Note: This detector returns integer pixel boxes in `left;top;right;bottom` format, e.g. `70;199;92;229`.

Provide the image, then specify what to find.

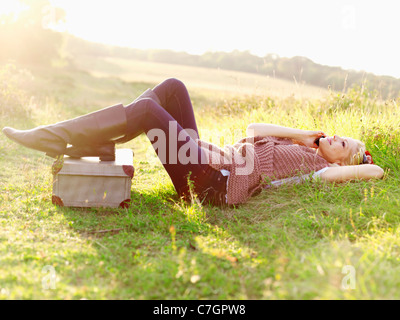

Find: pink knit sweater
196;136;329;205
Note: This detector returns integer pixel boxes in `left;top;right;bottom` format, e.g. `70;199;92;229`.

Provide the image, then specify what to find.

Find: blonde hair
345;139;366;166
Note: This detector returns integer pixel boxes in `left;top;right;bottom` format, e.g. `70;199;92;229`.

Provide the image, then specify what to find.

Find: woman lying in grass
2;78;384;207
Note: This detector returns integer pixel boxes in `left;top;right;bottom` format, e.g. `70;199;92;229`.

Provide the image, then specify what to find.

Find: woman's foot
2;126;67;157
2;103;127;158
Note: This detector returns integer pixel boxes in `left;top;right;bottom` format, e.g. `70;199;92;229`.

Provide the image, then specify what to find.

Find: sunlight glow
48;0;400;78
0;0;26;15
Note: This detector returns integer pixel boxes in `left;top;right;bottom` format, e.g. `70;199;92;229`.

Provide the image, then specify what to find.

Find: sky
3;0;400;78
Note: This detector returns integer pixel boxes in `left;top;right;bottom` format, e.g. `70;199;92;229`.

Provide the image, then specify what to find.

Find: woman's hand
297;130;326;148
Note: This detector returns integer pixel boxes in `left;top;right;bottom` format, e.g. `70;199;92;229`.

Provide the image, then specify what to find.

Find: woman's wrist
246;124;324;148
292;128;308;140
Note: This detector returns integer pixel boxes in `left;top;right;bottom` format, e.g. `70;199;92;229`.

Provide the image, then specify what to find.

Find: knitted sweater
196;135;329;205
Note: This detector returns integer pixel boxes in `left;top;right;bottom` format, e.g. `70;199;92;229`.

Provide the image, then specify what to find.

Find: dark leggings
123;78;226;203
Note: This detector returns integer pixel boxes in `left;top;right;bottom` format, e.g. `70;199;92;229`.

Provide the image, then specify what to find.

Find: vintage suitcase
52;149;134;208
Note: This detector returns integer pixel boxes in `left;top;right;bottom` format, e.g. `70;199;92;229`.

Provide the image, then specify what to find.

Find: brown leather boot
2;103;126;159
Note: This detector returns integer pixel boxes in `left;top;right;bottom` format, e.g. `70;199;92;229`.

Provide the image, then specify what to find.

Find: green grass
0;62;400;300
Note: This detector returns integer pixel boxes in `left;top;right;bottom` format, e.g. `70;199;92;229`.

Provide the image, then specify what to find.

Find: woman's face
317;135;359;165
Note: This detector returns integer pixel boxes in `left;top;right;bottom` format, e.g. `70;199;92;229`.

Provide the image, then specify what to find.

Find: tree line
65;36;400;99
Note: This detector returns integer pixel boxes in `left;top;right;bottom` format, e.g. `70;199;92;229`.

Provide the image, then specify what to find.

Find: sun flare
0;0;26;15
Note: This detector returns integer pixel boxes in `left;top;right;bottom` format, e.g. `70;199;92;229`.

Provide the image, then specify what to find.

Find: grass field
1;60;400;300
73;55;329;100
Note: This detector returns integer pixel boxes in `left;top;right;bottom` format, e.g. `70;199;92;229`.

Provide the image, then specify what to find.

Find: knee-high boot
113;88;161;144
3;88;160;161
2;103;127;161
65;88;161;158
65;89;161;160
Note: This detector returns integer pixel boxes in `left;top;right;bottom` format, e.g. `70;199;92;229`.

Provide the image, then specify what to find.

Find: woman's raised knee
161;78;185;90
137;98;161;113
125;98;162;118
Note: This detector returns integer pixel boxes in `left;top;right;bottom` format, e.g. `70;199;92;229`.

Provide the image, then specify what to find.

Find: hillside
72;55;328;100
64;35;400;99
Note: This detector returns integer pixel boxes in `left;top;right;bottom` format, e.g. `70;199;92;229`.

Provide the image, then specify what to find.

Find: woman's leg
152;78;200;140
2;78;227;204
124;78;200;141
124;97;210;197
125;80;227;205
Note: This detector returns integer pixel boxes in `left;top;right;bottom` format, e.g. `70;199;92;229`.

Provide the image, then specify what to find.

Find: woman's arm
246;123;325;148
319;164;384;182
